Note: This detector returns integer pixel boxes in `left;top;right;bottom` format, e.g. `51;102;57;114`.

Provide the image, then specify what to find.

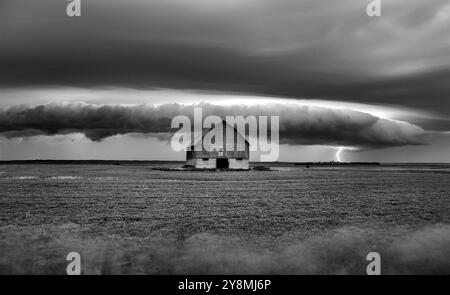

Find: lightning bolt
336;147;344;162
335;146;357;162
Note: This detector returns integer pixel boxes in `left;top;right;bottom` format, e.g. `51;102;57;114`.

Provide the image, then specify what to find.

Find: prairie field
1;163;450;274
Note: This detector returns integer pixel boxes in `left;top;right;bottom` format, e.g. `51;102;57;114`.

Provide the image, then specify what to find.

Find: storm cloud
0;0;449;126
0;0;449;160
0;103;426;149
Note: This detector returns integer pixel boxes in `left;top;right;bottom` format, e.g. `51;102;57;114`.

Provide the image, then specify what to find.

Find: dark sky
0;0;449;161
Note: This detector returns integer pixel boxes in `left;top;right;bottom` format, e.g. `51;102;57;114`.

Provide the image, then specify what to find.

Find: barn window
202;158;209;161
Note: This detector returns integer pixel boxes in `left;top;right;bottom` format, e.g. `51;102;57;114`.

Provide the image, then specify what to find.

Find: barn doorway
216;158;229;169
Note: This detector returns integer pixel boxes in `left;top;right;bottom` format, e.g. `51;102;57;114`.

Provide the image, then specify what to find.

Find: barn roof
189;120;250;148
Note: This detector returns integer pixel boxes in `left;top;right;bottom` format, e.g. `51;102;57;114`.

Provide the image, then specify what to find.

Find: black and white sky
0;0;449;162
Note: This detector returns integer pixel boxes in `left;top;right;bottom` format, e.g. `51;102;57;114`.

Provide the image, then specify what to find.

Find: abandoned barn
186;120;250;169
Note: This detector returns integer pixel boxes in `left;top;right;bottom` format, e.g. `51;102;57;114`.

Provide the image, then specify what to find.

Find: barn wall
229;159;249;170
187;158;248;169
188;150;248;159
186;158;196;166
189;158;216;169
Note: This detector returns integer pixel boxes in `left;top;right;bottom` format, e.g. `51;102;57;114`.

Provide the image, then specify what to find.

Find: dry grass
1;164;450;274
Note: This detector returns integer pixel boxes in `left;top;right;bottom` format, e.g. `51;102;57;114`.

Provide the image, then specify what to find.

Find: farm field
1;163;450;274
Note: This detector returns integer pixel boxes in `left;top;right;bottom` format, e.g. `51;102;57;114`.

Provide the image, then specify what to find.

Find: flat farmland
1;164;450;274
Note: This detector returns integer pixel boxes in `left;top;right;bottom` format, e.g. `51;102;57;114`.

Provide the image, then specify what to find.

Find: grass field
1;163;450;274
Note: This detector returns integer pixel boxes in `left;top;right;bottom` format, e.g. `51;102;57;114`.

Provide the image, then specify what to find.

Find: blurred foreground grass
1;164;450;274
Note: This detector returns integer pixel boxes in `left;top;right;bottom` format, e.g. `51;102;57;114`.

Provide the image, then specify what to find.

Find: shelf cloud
0;103;427;149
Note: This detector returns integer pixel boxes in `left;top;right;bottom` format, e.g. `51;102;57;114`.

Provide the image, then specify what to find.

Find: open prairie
1;163;450;274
